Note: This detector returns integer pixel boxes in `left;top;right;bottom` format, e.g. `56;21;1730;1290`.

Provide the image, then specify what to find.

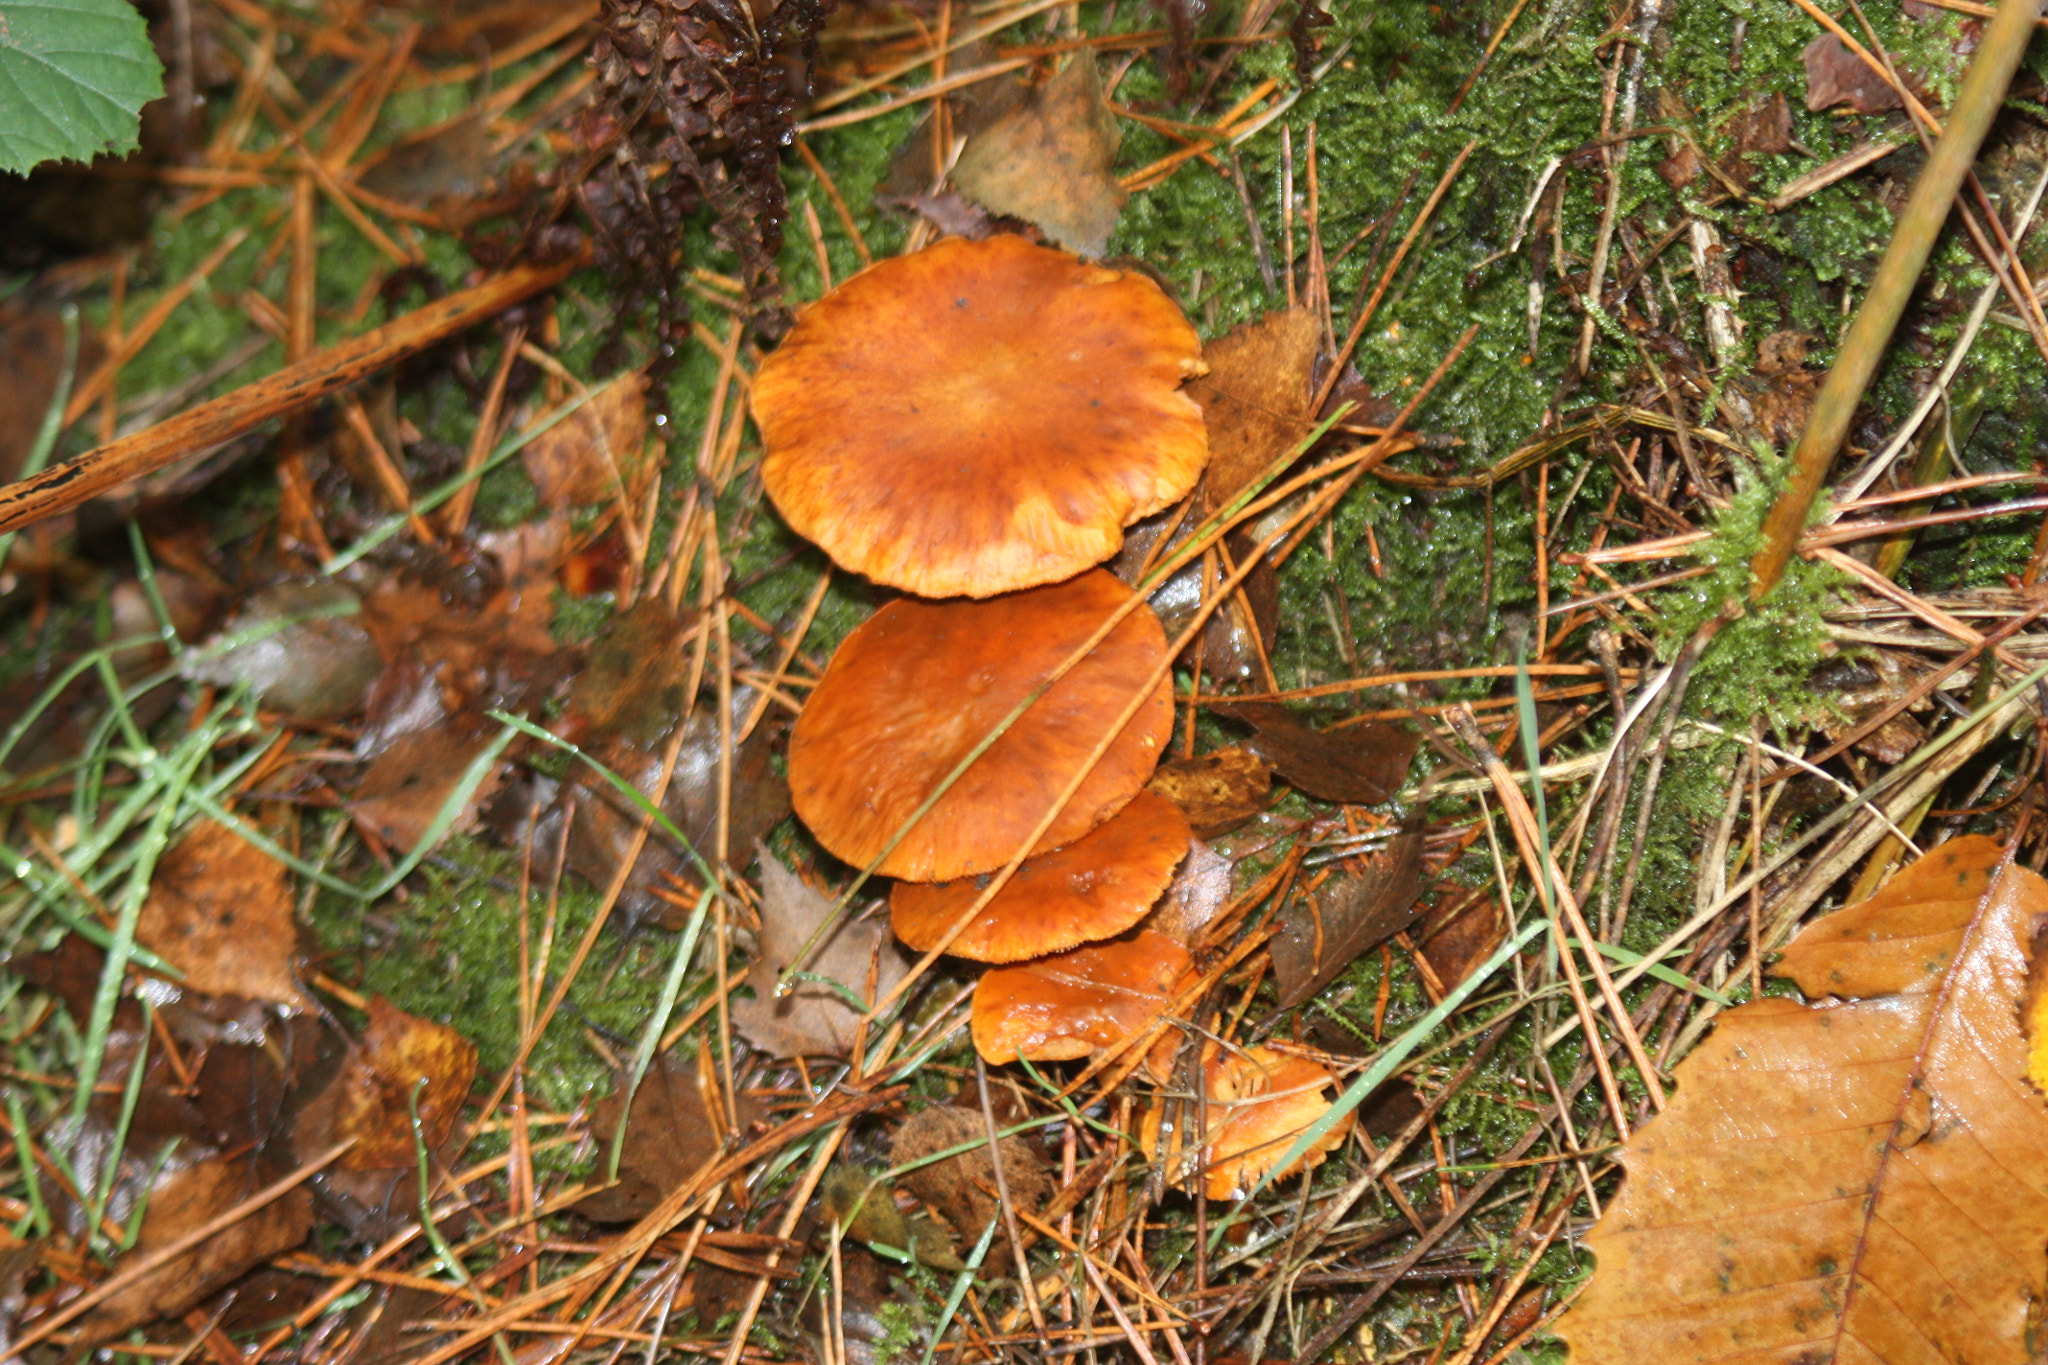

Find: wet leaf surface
953;56;1125;256
1144;836;1235;944
1558;836;2048;1363
1213;703;1418;805
183;580;381;724
1271;822;1427;1009
1187;307;1321;514
733;852;911;1059
78;1155;313;1346
1147;746;1275;837
520;370;654;508
1802;34;1907;113
292;996;478;1173
137;819;309;1009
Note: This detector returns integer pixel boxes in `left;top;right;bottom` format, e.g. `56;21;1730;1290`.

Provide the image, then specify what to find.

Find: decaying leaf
136;819;309;1009
821;1165;964;1270
77;1155;313;1345
1149;746;1276;837
1214;703;1418;805
892;1102;1052;1251
1803;34;1907;113
1557;836;2048;1364
1187;307;1321;514
733;853;911;1059
952;55;1125;256
577;1053;724;1222
521;370;653;508
1146;837;1235;945
294;997;478;1173
1417;894;1508;993
1270;822;1426;1009
183;580;381;724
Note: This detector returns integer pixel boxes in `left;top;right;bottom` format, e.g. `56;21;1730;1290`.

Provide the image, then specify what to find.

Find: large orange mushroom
891;790;1191;962
1185;1047;1352;1201
753;234;1209;599
788;570;1173;882
971;930;1192;1067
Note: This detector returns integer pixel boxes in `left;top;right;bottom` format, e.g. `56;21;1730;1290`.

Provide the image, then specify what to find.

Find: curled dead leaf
1557;836;2048;1363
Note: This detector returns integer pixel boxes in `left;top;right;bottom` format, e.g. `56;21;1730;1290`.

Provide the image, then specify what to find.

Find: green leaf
0;0;164;175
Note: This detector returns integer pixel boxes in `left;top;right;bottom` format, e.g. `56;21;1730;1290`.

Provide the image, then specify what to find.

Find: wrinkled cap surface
892;790;1191;962
754;234;1208;599
789;570;1173;882
971;929;1191;1065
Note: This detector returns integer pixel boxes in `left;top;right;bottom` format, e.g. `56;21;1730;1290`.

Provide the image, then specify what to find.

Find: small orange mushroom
971;930;1191;1067
788;570;1173;882
753;234;1209;599
891;790;1191;962
1195;1047;1352;1201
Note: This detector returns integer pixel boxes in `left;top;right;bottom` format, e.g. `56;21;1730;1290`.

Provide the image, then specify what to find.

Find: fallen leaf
77;1155;313;1344
1214;704;1417;805
1803;34;1907;114
953;55;1125;256
892;1103;1052;1253
521;370;653;508
293;997;478;1173
1148;746;1275;837
349;720;511;853
1187;308;1321;514
1416;894;1508;993
1145;837;1235;944
1556;835;2048;1363
576;1053;722;1222
732;852;911;1059
358;114;495;205
1141;532;1282;683
1728;91;1793;157
183;580;381;724
137;820;309;1009
1270;822;1426;1009
821;1165;964;1270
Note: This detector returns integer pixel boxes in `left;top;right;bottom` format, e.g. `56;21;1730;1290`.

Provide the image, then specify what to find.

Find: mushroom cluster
757;233;1348;1197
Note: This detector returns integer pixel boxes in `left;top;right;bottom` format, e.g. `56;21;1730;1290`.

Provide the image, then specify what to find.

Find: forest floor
3;0;2048;1363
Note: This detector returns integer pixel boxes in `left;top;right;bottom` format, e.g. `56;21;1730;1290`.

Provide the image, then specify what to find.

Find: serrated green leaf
0;0;163;175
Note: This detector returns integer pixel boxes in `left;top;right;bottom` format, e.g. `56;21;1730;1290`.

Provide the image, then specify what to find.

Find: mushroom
788;569;1173;882
752;234;1209;599
1171;1046;1352;1202
891;790;1191;962
970;929;1192;1067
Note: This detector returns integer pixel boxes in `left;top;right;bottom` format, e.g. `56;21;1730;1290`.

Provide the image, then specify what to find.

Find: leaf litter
5;0;2048;1359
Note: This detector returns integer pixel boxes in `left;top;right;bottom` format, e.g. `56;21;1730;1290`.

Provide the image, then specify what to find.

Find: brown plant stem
0;257;578;539
1748;0;2043;600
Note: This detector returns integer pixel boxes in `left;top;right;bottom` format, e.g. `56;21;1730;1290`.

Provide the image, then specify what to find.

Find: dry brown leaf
1270;822;1426;1009
1148;746;1274;836
293;997;478;1173
732;853;911;1059
137;820;309;1009
1186;307;1320;514
1803;34;1908;113
521;371;653;508
77;1155;313;1344
1214;703;1417;805
1556;835;2048;1364
952;55;1124;256
577;1053;727;1222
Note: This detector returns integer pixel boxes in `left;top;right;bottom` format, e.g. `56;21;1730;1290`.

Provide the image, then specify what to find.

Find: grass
1;0;2046;1361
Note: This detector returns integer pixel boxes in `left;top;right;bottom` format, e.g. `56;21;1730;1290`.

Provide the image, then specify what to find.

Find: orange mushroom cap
1199;1047;1351;1201
753;235;1209;599
891;790;1191;963
971;930;1191;1066
788;570;1174;882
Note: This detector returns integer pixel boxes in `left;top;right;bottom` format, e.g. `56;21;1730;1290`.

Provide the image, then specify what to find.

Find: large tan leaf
1557;835;2048;1363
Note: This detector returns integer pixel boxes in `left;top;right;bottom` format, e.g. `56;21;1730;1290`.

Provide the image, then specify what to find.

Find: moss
309;835;678;1114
